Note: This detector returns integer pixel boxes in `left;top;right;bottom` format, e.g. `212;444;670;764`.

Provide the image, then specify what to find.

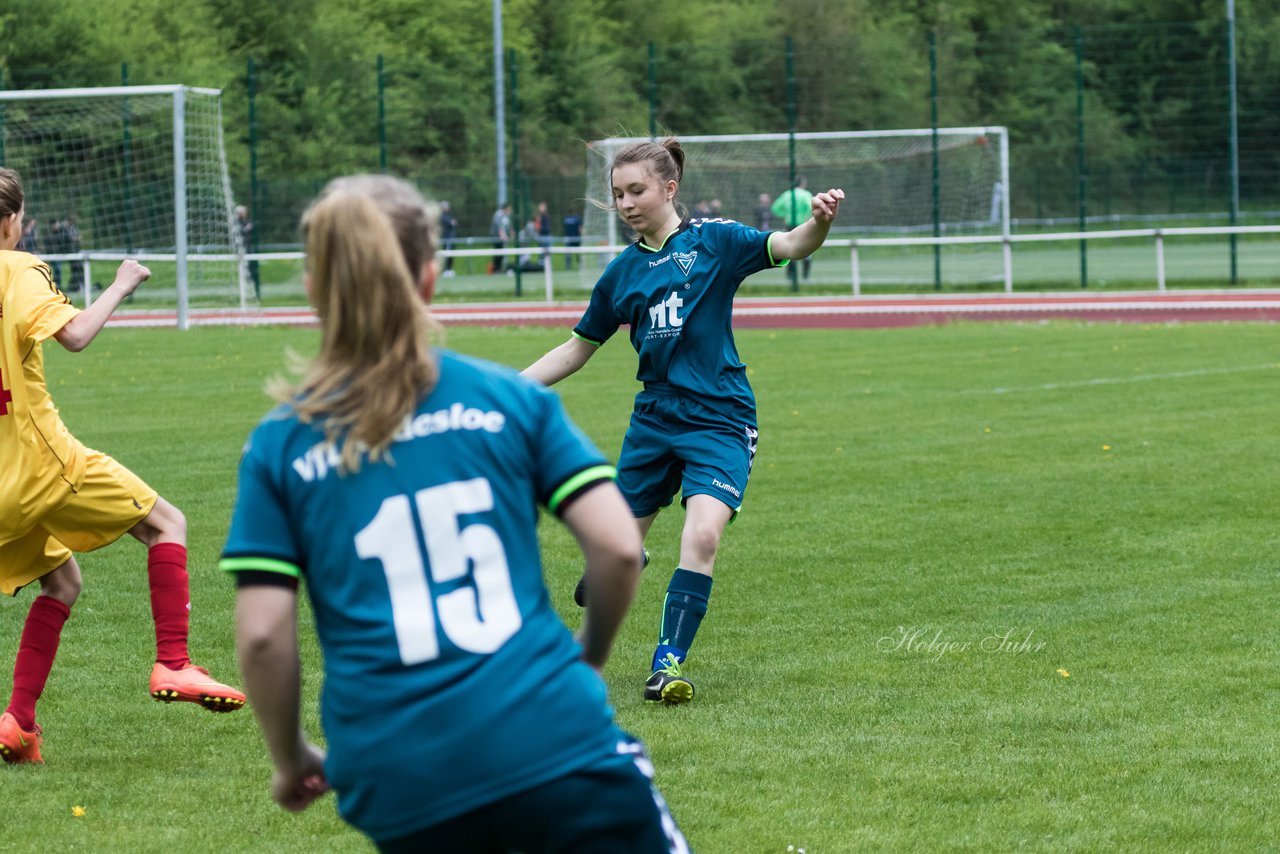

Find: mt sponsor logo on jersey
646;291;684;339
291;403;506;482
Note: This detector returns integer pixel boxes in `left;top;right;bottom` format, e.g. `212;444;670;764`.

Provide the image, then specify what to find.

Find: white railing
833;224;1280;296
43;246;577;326
42;223;1280;328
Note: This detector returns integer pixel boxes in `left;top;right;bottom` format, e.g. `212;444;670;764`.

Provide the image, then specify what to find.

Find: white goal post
583;128;1010;285
0;85;246;329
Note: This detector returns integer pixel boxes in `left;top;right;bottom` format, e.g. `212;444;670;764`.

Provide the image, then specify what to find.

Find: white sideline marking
989;363;1280;395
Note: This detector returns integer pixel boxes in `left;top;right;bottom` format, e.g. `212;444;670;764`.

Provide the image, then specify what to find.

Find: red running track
109;291;1280;330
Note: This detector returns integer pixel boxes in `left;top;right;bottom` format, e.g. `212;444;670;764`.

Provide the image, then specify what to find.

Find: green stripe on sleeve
220;556;302;578
571;330;604;348
766;232;789;268
547;464;616;514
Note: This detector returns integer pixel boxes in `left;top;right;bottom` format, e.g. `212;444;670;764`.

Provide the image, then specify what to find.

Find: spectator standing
235;205;261;298
516;218;544;273
562;208;583;270
46;217;68;288
63;215;82;294
755;193;773;232
772;177;815;283
17;217;37;253
439;201;459;277
489;203;512;274
534;201;552;251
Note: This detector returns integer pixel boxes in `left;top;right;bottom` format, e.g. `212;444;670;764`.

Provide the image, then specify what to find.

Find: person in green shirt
771;176;814;284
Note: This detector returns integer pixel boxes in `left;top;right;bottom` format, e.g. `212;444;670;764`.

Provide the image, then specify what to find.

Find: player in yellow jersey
0;167;244;766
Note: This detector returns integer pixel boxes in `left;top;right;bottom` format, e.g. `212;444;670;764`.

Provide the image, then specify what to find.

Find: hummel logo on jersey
672;251;697;276
648;291;685;330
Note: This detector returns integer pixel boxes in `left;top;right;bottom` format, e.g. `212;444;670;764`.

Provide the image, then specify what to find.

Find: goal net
0;85;247;324
582;128;1010;287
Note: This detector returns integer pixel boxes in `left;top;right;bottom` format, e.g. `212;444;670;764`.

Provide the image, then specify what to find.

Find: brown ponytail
598;137;686;218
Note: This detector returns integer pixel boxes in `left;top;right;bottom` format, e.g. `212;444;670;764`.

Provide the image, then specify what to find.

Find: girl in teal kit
524;139;844;704
225;174;689;853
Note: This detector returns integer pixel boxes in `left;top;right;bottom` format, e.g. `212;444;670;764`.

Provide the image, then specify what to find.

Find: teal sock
652;568;712;671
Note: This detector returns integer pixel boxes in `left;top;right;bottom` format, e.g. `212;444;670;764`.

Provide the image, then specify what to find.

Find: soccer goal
582;128;1010;287
0;85;246;327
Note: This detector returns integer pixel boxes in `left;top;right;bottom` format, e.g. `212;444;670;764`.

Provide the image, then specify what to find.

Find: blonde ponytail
272;177;442;472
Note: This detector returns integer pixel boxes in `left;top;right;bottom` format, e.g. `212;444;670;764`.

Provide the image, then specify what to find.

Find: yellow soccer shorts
0;450;158;596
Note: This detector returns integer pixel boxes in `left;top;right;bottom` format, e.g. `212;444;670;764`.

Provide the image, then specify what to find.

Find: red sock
147;543;191;669
6;595;72;731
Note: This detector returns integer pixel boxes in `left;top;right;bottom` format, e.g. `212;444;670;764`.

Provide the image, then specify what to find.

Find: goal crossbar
0;85;223;101
591;127;1009;146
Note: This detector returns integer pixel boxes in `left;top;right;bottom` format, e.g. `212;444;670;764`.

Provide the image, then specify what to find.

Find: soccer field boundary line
984;362;1280;395
103;291;1280;330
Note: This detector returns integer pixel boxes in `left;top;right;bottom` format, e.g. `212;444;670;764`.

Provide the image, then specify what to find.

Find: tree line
2;0;1278;236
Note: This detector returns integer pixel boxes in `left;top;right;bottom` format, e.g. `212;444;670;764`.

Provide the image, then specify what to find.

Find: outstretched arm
53;260;151;352
769;189;846;261
560;482;644;672
522;335;598;387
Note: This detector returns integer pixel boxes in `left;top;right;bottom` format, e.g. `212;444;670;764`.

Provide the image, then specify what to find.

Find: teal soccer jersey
221;350;621;843
574;218;781;420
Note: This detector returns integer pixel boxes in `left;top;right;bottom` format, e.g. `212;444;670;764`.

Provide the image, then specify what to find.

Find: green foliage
1;1;1275;233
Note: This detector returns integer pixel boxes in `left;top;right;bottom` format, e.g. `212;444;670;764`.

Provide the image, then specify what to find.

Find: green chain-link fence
2;17;1278;293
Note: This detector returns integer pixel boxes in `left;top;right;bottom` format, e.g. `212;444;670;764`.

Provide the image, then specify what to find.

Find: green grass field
3;319;1279;852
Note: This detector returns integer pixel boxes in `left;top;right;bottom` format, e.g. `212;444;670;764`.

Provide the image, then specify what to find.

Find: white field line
988;363;1280;395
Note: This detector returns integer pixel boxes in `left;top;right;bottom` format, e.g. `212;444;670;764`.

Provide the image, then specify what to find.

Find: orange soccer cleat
149;662;247;713
0;711;44;765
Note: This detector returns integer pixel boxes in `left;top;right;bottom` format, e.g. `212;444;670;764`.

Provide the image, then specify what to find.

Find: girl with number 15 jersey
224;175;689;853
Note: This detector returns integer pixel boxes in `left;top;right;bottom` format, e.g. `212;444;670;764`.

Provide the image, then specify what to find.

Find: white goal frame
584;127;1011;258
0;85;245;329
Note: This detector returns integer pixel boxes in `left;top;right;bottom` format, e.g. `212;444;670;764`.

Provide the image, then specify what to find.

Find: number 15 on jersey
355;478;523;665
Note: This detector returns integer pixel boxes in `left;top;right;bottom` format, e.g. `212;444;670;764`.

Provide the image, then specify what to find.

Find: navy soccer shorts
615;386;758;518
375;734;690;853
